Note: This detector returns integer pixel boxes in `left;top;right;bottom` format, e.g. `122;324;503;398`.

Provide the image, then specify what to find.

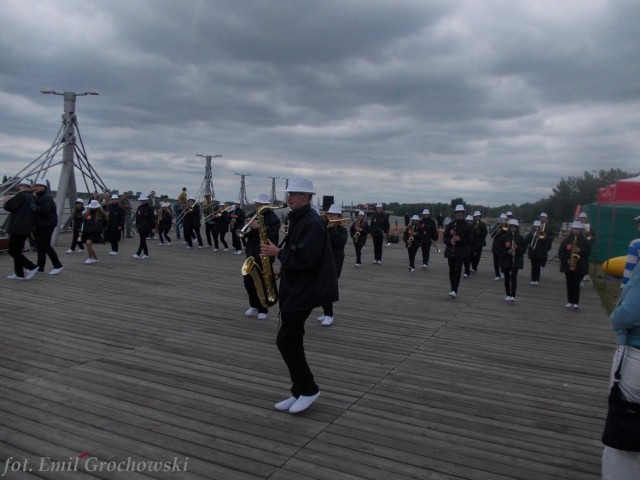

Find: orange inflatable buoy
601;256;626;278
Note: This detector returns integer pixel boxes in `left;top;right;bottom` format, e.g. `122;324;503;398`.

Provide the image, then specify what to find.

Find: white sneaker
90;258;99;263
186;246;192;249
371;260;377;264
289;392;320;414
448;291;457;298
421;264;428;269
131;254;140;259
510;297;516;303
408;267;415;272
235;250;243;255
158;243;165;246
564;303;573;309
355;263;361;267
245;307;258;316
463;273;468;279
377;260;382;265
198;246;203;249
108;251;118;256
317;314;325;321
25;268;38;280
257;313;268;320
530;281;536;285
7;274;23;280
494;276;501;281
471;268;477;273
167;243;172;246
223;248;229;252
213;248;219;252
321;316;333;326
505;296;511;302
49;267;64;275
85;258;94;264
274;396;297;411
65;249;74;254
140;255;149;259
572;304;580;310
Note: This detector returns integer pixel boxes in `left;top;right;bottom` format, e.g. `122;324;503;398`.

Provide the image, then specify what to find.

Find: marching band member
525;220;546;285
156;201;173;246
318;204;348;326
369;203;390;265
444;205;473;298
177;187;188;204
243;194;280;321
498;219;526;303
350;211;369;267
81;199;108;264
577;211;596;286
106;194;126;255
132;195;155;259
214;203;231;252
183;197;203;249
403;214;423;272
229;201;246;255
463;214;475;278
33;179;64;274
202;196;217;247
558;221;591;310
4;179;38;280
491;213;508;280
470;210;488;274
419;209;439;269
66;198;86;254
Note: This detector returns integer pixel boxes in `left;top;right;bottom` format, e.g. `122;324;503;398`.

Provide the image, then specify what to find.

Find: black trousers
530;259;543;282
565;271;582;304
372;235;383;261
471;245;483;270
184;225;202;247
158;223;171;243
214;230;229;249
407;244;419;268
448;257;464;293
243;274;268;314
205;224;215;245
421;239;432;265
492;251;501;276
503;268;519;297
277;308;319;397
137;229;150;255
353;242;364;264
70;228;84;251
34;226;62;270
8;235;37;277
107;229;121;252
231;230;243;252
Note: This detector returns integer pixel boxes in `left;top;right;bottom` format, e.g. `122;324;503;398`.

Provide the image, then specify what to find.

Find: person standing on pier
370;202;390;265
558;221;591;310
419;209;438;269
444;204;473;298
66;199;85;254
349;211;369;267
106;194;126;255
318;204;347;326
132;196;155;259
32;179;64;275
498;219;526;303
260;178;338;414
4;179;38;280
81;199;107;264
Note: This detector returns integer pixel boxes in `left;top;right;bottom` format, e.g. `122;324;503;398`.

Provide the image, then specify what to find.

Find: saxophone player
403;214;422;272
444;204;474;299
229;201;246;255
558;221;591;310
243;194;280;320
470;210;488;274
349;211;369;267
497;219;526;303
525;220;546;285
260;177;338;414
419;209;439;269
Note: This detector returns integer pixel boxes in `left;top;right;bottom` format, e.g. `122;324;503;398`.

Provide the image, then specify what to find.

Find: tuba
240;205;287;309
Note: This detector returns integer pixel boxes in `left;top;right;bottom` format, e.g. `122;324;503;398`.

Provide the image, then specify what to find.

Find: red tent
597;175;640;205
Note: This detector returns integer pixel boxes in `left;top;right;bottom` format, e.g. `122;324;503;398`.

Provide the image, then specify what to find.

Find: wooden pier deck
0;233;615;479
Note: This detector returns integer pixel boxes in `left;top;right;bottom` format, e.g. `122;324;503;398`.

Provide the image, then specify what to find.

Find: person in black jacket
349;211;369;267
318;204;347;326
558;221;591;310
81;199;107;264
261;177;338;414
419;209;439;268
183;197;203;249
242;194;281;321
491;213;508;280
66;199;86;254
156;201;173;246
443;204;474;298
132;196;156;259
106;194;126;255
229;201;246;255
32;179;64;275
3;179;38;280
497;219;526;303
369;203;390;264
470;210;488;273
403;214;423;272
525;220;547;285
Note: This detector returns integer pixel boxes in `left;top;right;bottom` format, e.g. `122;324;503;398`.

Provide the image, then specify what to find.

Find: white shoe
355;263;361;267
167;243;172;246
140;255;149;259
235;250;243;255
530;281;536;285
85;258;94;264
49;267;64;275
7;274;24;280
257;313;268;320
131;254;140;259
377;260;382;264
108;251;118;256
244;307;258;316
223;248;229;252
158;243;165;246
510;297;516;303
198;246;203;249
409;267;415;272
471;268;477;273
317;314;325;321
186;246;192;249
213;248;219;252
572;304;580;310
463;273;468;279
91;258;99;263
494;276;501;281
321;316;333;326
274;396;297;411
65;249;74;254
505;295;511;302
421;264;428;269
25;268;38;280
289;392;320;414
564;303;573;309
448;291;457;298
371;260;378;264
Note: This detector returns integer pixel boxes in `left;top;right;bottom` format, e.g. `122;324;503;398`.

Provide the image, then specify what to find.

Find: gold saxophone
568;236;580;272
353;219;364;243
406;224;417;249
241;204;287;309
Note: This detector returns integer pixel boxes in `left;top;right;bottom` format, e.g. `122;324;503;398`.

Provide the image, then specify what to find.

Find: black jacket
419;217;439;243
443;219;473;260
349;219;369;247
277;204;339;312
558;233;591;275
328;224;348;278
369;211;390;238
245;209;281;260
3;191;35;235
82;209;107;234
135;203;156;232
525;230;549;261
107;204;126;231
497;231;526;271
183;204;202;229
33;191;58;228
403;222;424;249
472;220;488;247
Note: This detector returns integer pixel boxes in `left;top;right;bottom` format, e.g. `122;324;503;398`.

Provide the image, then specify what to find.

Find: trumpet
322;216;352;228
490;220;509;239
204;204;233;222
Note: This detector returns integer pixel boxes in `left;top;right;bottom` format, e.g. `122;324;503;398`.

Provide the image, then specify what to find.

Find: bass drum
387;233;400;243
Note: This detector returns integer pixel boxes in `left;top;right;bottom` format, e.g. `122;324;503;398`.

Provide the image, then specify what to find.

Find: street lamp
40;87;99;245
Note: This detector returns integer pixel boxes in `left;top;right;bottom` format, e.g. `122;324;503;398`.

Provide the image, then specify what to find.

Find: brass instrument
353;219;364;243
240;205;286;238
490;220;509;239
508;233;517;256
322;216;351;228
241;205;287;309
406;224;418;249
568;236;580;272
204;204;233;222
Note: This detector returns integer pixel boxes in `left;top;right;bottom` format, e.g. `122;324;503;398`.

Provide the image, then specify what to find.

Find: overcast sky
1;0;638;207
